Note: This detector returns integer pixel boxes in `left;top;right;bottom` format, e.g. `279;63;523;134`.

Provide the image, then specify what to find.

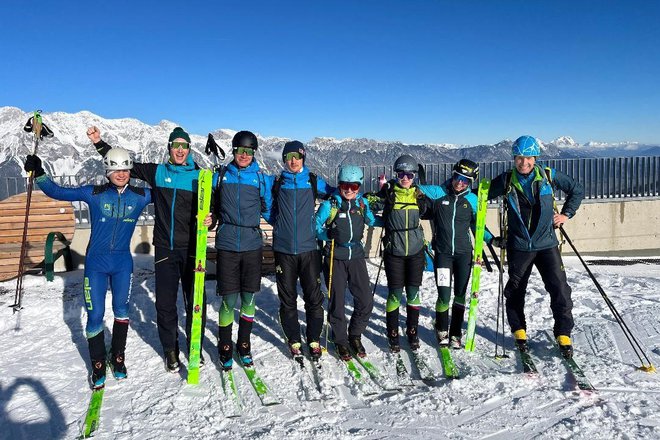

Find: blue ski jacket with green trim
488;165;584;252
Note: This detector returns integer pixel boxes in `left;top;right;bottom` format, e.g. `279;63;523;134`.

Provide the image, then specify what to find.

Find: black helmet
453;159;479;181
393;154;418;173
232;130;258;151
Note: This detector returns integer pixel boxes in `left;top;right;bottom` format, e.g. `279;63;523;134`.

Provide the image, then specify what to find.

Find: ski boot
407;327;420;351
165;350;180;373
449;336;461;350
435;329;449;347
556;335;573;359
335;343;352;361
349;335;367;358
238;341;254;367
388;335;401;353
288;341;303;358
91;360;107;389
219;342;233;371
513;329;529;353
109;352;127;380
308;341;322;362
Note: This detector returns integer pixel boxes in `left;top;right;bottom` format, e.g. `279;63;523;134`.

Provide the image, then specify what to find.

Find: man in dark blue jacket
488;135;584;358
211;131;273;370
89;126;211;373
269;141;333;362
25;148;151;388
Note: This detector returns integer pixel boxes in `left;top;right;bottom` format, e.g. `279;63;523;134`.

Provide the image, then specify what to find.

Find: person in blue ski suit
315;165;380;360
268;140;334;362
89;125;213;373
418;159;493;349
488;135;584;359
24;147;151;389
208;130;273;370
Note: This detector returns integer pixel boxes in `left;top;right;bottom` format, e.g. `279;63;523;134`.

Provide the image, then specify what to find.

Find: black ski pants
154;246;206;355
275;250;324;344
434;252;472;337
323;257;373;346
504;246;574;337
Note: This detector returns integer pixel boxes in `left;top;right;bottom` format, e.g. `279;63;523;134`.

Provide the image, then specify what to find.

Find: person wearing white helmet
24;146;151;389
90;125;210;374
488;135;584;359
315;165;380;360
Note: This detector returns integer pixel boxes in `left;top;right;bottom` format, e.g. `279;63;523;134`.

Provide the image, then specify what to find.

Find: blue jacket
419;180;493;255
212;161;273;252
269;167;333;255
315;194;379;260
36;176;151;256
488;165;584;252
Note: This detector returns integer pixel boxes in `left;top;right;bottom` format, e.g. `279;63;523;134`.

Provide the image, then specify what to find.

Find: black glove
491;236;507;249
24;155;45;177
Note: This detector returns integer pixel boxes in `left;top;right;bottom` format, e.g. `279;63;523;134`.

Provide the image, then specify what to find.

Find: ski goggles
339;182;360;192
234;147;255;156
169;141;190;150
452;173;471;184
396;171;416;180
284;152;304;161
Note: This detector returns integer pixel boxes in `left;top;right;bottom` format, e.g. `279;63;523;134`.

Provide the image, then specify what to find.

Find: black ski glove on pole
24;155;45;177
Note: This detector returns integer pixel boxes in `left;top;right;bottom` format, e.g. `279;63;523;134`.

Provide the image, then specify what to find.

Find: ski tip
638;364;656;373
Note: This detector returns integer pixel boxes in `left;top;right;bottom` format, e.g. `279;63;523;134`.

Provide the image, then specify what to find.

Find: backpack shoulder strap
309;172;319;200
271;174;285;200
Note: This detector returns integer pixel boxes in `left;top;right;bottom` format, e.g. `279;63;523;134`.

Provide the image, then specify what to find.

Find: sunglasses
397;171;416;180
453;174;471;184
285;152;303;161
339;182;360;192
169;141;190;150
235;147;255;156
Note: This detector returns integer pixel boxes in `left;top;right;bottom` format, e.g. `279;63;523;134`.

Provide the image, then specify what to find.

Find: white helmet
103;148;133;172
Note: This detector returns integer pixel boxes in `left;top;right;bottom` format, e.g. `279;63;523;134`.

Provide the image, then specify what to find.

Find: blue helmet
338;165;364;185
512;135;541;157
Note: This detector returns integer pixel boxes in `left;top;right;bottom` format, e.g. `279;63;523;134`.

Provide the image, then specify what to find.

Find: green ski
220;369;242;416
81;388;105;438
464;179;491;352
187;169;213;385
242;364;280;406
340;358;378;395
439;346;460;379
354;355;401;391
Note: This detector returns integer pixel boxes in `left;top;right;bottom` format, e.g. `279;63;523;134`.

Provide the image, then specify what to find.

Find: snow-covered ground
1;254;660;439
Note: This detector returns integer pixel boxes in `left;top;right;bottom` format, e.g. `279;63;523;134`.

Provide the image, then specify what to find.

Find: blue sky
2;1;659;145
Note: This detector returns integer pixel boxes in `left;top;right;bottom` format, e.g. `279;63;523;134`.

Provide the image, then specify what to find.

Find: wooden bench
206;219;275;276
0;191;75;282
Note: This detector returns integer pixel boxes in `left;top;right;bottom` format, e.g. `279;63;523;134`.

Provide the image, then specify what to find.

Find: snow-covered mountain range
1;107;659;185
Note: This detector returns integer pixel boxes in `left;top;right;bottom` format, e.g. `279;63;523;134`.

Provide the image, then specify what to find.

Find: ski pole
559;226;655;372
371;228;385;296
12;110;49;313
323;239;335;351
494;200;509;359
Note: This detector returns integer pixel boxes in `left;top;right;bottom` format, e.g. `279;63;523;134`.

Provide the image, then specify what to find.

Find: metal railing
2;156;658;228
327;156;660;201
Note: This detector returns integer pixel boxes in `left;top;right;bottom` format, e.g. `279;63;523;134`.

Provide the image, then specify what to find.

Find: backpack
271;172;321;201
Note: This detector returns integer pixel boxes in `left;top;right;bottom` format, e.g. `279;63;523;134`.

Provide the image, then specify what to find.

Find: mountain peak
552;136;578;146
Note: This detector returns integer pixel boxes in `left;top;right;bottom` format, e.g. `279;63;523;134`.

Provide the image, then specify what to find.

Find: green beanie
168;127;191;143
